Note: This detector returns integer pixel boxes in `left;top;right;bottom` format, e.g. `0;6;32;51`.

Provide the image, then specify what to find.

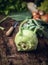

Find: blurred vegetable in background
38;0;48;13
0;0;27;15
0;0;48;15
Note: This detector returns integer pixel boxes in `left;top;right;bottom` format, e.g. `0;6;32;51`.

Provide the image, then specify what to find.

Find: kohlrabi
15;19;44;51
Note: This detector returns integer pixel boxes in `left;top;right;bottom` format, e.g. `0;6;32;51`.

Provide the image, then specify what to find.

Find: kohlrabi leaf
9;11;31;21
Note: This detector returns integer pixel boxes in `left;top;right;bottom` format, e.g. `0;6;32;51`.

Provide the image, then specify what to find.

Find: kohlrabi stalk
19;19;28;31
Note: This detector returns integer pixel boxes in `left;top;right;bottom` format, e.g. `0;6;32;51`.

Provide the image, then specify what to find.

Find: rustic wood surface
0;15;48;65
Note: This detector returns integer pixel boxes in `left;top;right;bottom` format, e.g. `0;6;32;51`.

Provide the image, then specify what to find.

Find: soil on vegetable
0;15;48;65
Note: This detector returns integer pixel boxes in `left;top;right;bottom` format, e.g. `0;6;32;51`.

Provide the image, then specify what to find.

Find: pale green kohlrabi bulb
15;29;38;51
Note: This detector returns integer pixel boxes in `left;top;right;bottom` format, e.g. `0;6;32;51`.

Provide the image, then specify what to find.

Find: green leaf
9;11;31;21
38;0;48;13
4;10;9;15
